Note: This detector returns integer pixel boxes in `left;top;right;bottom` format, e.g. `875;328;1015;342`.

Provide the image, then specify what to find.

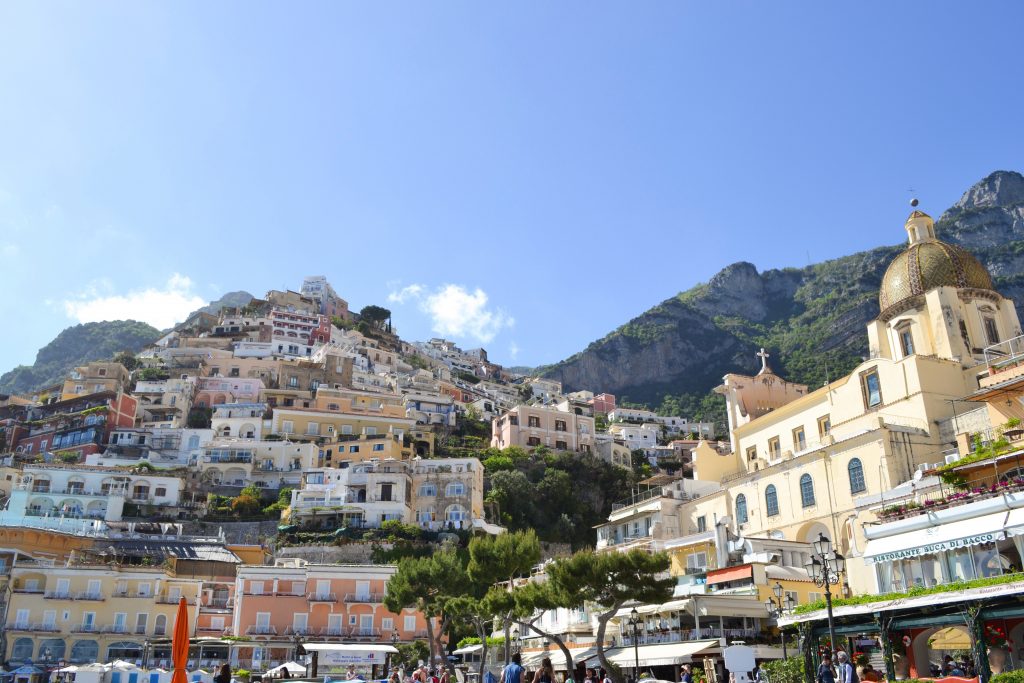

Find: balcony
246;625;278;635
11;623;59;632
307;592;338;603
75;591;105;601
112;591;154;599
155;595;186;604
284;626;315;636
71;624;101;633
348;628;382;639
12;587;44;594
344;592;382;603
621;627;760;645
201;598;233;610
197;625;229;634
43;591;73;600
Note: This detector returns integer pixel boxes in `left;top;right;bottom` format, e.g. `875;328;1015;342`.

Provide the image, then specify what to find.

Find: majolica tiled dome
878;211;995;318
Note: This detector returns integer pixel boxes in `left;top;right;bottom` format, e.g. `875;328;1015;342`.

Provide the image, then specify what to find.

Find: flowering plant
985;624;1008;648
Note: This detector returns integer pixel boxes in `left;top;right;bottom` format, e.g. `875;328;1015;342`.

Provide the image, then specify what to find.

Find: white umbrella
266;663;307;675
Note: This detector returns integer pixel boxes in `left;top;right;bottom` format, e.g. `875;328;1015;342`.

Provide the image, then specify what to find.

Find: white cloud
423;285;514;343
388;283;514;344
387;284;424;304
508;341;520;360
63;273;207;329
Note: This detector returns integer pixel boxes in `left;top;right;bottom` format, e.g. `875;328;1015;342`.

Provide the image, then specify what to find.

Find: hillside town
2;207;1024;683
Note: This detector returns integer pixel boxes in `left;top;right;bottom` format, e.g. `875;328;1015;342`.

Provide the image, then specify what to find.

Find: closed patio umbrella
172;597;190;683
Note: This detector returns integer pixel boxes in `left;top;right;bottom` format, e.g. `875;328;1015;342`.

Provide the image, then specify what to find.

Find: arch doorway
911;625;973;678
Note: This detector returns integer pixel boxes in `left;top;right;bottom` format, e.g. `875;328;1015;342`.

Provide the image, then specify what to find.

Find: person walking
836;652;856;683
816;656;835;683
503;654;526;683
680;665;693;683
214;664;232;683
532;659;554;683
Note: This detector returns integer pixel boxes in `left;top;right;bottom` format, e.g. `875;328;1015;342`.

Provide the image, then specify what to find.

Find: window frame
765;484;780;517
848;457;867;494
799;473;816;508
860;368;883;409
735;493;748;524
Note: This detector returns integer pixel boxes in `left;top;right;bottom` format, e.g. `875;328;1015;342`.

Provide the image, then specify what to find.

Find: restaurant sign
868;531;1003;564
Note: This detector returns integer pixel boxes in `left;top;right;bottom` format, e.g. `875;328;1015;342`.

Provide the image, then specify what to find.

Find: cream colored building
491;404;595;453
60;362;131;401
198;439;319;491
270;387;416;450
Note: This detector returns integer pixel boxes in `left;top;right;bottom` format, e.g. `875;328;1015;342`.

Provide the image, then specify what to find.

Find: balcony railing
621;627;760;645
11;623;59;632
75;592;105;601
112;591;154;599
307;592;338;603
202;598;233;609
155;595;186;604
71;624;100;633
344;593;382;603
246;625;278;635
44;591;73;599
284;626;315;636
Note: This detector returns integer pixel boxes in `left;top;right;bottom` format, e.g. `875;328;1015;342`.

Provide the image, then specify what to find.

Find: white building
89;427;212;469
198;440;319;492
211;403;269;440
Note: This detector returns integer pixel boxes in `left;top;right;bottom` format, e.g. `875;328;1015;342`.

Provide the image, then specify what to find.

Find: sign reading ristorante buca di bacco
868;530;1003;564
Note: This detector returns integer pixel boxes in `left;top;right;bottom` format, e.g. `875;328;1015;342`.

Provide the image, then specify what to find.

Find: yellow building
5;563;201;665
60;362;130;401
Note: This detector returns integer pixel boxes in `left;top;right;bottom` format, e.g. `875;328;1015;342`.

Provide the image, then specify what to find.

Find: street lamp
764;582;797;659
142;640;152;670
391;632;400;672
627;608;642;683
511;627;521;655
804;533;846;652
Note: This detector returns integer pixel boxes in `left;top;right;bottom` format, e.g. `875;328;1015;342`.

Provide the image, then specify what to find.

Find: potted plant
985;624;1010;674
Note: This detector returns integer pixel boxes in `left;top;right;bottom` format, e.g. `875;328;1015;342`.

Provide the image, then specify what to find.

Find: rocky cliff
543;171;1024;416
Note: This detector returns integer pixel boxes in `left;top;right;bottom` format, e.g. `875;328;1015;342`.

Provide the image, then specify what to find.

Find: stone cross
756;347;770;372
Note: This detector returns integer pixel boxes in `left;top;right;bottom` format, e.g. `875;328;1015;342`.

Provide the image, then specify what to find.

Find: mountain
542;171;1024;423
0;291;257;396
0;320;161;395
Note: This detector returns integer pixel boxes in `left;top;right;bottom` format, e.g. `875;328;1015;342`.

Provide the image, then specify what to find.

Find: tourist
503;654;526;683
861;664;879;682
681;665;693;683
836;652;855;683
816;656;835;683
214;664;232;683
532;658;554;683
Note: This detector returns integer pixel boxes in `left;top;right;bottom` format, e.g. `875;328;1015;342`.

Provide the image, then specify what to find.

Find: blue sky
1;2;1023;371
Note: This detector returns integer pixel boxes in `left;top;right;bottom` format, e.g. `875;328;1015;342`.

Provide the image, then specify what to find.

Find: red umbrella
171;597;190;683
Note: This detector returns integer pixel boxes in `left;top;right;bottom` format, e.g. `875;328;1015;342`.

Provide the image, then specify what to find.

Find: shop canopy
602;640;719;668
452;645;484;656
861;511;1008;564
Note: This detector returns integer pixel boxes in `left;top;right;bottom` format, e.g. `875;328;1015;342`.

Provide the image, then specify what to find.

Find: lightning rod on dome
910;198;919;207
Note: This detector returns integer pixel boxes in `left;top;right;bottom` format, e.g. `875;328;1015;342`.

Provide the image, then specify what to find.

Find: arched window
735;494;748;524
445;504;468;522
445;482;465;497
11;638;34;662
418;483;436;497
765;485;779;517
848;458;866;494
71;640;99;664
800;474;816;508
38;638;66;662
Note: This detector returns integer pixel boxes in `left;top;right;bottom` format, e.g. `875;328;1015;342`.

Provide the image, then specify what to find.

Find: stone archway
911;625;972;678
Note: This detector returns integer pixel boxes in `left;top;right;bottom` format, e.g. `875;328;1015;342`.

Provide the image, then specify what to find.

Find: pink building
591;393;616;415
231;561;433;671
195;377;265;407
269;309;331;345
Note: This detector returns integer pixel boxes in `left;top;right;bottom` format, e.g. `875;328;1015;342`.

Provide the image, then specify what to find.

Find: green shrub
762;657;804;683
992;672;1024;683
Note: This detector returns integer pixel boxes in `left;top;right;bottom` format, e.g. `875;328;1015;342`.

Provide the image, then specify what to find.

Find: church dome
878;210;995;319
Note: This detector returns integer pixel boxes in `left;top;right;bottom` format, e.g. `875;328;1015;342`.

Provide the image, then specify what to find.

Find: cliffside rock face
545;171;1024;406
0;320;161;395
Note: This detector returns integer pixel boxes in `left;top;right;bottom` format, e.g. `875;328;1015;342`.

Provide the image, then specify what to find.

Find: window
696;516;707;533
446;504;468;522
418;484;437;497
135;613;148;634
404;615;416;632
154;615;167;636
281;421;294;435
861;369;882;408
382;617;394;632
528;416;540;428
817;415;831;437
250;581;264;595
799;474;815;507
445;482;465;497
527;437;541;446
848;458;866;494
154;487;166;497
899;325;915;357
785;590;799;606
373;443;384;452
289;376;299;387
765;485;779;516
985;317;1000;345
793;427;806;451
768;437;781;460
686;552;707;571
365;427;377;436
808;592;822;603
735;494;748;524
349;446;359;453
555;440;567;450
555;420;567;432
746;446;757;461
341;424;353;435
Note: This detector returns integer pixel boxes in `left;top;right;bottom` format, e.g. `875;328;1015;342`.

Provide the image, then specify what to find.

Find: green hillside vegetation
0;320;160;395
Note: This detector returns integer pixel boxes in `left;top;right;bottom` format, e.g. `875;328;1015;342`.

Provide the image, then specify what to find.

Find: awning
302;643;399;654
452;644;484;656
1005;507;1024;537
861;511;1008;564
603;641;719;667
706;565;752;585
614;604;662;617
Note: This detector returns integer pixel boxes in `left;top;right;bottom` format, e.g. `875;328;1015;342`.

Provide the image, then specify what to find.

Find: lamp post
628;608;642;683
512;627;521;655
142;640;152;670
804;533;846;653
764;582;797;659
392;631;400;672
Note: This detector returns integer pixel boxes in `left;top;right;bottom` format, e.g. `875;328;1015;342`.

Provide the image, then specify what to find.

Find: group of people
815;651;880;683
930;655;976;678
387;664;451;683
500;653;611;683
